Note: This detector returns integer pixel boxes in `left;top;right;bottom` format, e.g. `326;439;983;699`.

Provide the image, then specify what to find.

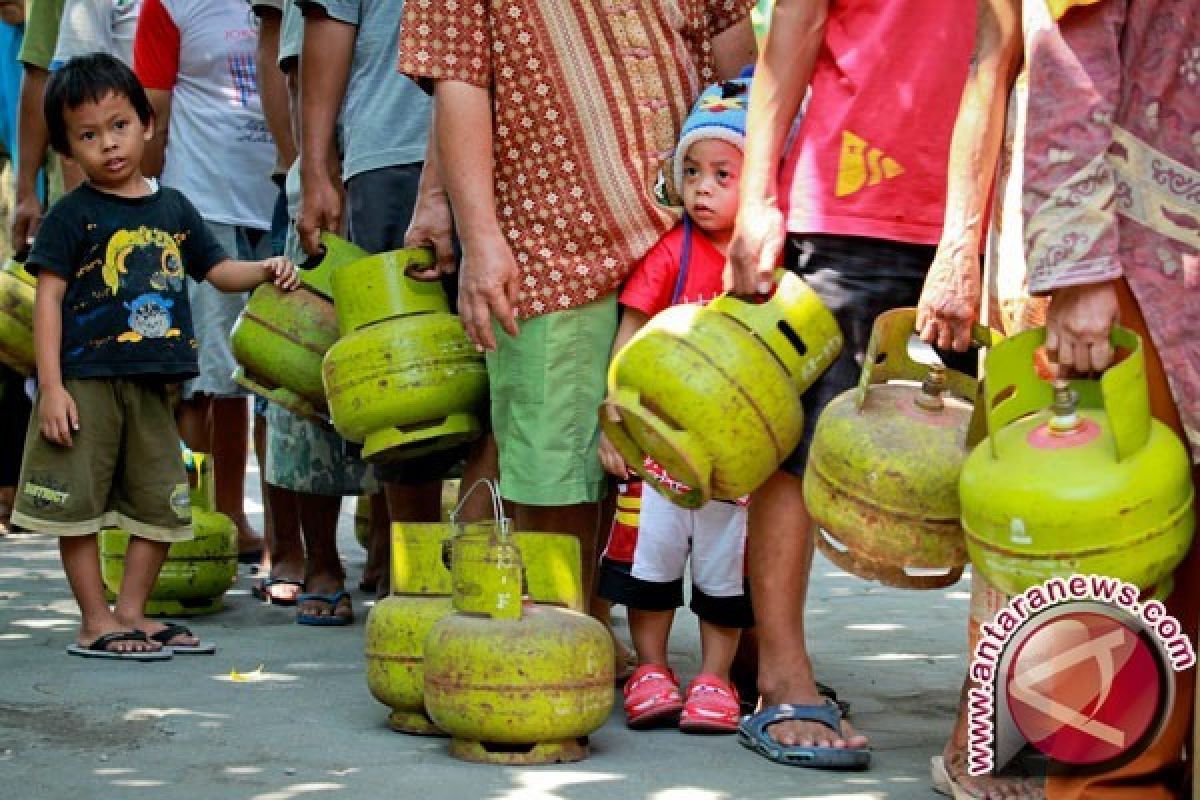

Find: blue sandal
738;701;871;770
295;590;354;626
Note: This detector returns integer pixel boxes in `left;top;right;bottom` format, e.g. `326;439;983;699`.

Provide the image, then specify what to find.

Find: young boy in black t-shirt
10;54;299;660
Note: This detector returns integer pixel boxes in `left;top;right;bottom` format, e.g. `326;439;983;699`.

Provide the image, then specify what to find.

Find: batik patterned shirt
398;0;753;319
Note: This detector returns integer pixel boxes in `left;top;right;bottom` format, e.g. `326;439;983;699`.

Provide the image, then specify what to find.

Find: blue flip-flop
295;590;354;626
738;701;871;770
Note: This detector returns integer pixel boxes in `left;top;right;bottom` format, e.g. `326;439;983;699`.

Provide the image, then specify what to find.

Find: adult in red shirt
727;0;973;769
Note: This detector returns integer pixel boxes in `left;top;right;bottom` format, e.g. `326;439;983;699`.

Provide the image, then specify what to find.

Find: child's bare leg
211;396;262;555
629;607;674;666
114;536;197;647
61;535;158;652
698;619;741;681
176;395;211;453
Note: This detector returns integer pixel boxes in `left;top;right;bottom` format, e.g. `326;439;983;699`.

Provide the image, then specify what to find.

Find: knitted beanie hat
672;67;752;191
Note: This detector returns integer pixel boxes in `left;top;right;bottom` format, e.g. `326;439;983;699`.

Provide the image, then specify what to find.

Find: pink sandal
623;664;684;729
679;673;741;734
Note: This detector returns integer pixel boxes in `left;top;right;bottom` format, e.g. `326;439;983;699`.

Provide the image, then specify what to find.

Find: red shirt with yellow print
779;0;973;245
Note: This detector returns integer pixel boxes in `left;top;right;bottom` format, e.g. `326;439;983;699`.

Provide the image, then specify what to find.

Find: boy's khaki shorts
486;294;617;506
11;378;193;542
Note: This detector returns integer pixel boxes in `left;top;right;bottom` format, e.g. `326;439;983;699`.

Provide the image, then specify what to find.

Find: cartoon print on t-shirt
102;226;186;295
835;130;905;197
117;292;180;343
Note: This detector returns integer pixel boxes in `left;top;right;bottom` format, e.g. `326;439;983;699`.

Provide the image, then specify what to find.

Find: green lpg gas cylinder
960;326;1194;595
602;271;842;508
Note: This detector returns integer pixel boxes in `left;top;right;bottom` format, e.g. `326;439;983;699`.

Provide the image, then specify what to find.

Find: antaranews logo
967;574;1194;776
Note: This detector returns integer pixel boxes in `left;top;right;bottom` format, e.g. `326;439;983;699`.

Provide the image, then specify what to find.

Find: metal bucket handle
982;325;1148;462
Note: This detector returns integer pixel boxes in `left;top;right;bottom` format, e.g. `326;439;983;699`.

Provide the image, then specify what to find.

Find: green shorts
487;294;617;506
11;378;193;542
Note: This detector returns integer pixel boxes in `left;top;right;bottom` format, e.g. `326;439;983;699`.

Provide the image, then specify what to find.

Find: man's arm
711;15;757;80
917;0;1021;351
435;81;518;352
10;64;50;255
296;6;353;255
726;0;828;295
141;88;171;178
255;7;297;172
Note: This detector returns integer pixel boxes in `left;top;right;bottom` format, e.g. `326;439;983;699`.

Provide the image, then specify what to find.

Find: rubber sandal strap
745;701;844;737
88;630;150;651
147;623;192;645
296;589;350;608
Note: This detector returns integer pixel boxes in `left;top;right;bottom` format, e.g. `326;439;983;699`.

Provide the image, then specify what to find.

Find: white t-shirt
51;0;141;67
133;0;275;230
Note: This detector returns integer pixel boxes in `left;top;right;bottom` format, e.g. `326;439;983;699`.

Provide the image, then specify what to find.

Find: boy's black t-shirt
27;183;228;380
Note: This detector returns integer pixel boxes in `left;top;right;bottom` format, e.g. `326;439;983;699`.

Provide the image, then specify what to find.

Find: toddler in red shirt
598;72;754;735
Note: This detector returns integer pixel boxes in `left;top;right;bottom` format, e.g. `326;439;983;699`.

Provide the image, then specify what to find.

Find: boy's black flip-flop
66;630;172;661
145;623;216;655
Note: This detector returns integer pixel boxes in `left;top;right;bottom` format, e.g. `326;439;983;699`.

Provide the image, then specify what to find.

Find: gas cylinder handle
982;325;1148;461
450;478;509;538
297;232;370;300
709;270;844;392
852;308;995;412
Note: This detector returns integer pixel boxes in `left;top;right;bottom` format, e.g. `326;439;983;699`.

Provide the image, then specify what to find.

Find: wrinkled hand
263;256;299;291
458;232;519;352
1045;281;1120;374
725;201;785;295
404;189;456;282
39;384;79;447
9;188;42;259
916;245;981;351
598;405;629;479
297;176;343;257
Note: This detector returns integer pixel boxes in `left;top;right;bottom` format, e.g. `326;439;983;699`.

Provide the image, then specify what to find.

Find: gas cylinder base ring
815;527;965;590
144;597;225;618
387;710;446;737
362;412;482;464
448;736;589;765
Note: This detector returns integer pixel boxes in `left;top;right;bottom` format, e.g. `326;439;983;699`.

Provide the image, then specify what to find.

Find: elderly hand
458;231;519;352
1045;281;1120;374
916;244;981;352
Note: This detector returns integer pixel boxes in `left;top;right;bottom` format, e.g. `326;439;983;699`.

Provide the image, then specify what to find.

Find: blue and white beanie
672;67;752;191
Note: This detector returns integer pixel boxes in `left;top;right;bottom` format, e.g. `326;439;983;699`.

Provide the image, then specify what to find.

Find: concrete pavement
0;466;969;800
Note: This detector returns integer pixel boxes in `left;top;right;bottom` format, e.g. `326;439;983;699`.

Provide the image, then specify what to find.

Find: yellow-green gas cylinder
423;524;613;764
805;308;994;589
961;326;1194;595
230;233;367;422
364;521;585;736
602;270;842;508
322;248;487;463
365;521;455;734
0;258;35;375
100;452;238;616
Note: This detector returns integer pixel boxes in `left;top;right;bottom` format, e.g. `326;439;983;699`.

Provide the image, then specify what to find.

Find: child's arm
32;273;79;447
598;308;650;479
205;256;299;293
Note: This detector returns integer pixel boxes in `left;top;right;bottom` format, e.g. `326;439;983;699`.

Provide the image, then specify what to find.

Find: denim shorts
779;234;974;475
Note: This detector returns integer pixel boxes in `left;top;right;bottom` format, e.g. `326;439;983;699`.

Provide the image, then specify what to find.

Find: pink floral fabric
1021;0;1200;459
